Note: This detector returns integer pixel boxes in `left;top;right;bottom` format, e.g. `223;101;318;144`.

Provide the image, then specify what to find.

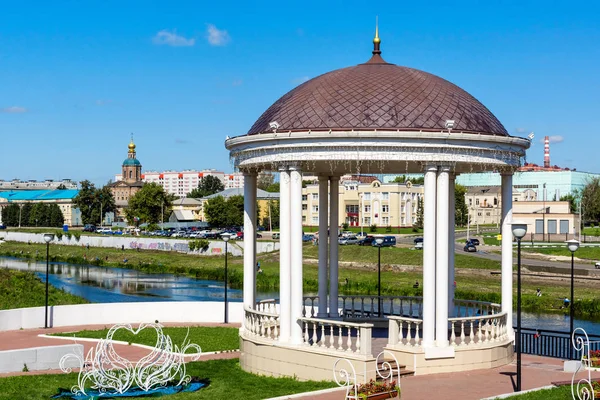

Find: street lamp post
566;239;580;359
360;193;364;237
43;233;55;329
221;233;231;324
375;237;384;317
511;220;528;392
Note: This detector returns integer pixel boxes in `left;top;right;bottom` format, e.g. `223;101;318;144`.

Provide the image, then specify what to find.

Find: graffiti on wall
129;241;190;252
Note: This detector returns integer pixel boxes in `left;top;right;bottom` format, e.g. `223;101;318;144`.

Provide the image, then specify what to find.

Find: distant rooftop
0;189;79;201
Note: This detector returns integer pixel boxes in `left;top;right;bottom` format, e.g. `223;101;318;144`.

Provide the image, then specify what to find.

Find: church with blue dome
108;137;144;222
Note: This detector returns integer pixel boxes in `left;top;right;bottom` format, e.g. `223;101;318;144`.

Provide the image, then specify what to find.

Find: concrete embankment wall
0;301;244;332
0;231;280;256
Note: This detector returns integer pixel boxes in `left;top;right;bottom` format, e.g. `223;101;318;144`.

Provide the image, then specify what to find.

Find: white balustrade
387;316;423;348
256;299;278;314
298;317;373;356
453;299;501;318
244;306;280;341
448;312;508;347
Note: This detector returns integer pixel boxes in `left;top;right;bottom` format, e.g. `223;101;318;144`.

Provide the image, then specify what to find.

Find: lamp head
43;233;54;243
566;239;580;253
511;220;528;240
221;233;231;243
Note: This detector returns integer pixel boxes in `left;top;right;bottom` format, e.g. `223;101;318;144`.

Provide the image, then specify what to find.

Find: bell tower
122;135;142;183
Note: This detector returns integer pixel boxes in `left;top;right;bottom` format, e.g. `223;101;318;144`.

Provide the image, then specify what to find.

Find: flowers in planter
349;379;400;399
584;350;600;369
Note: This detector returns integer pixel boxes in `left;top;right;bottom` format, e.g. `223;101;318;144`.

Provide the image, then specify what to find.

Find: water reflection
0;257;243;303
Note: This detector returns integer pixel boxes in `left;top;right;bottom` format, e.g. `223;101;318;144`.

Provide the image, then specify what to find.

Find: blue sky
1;0;599;186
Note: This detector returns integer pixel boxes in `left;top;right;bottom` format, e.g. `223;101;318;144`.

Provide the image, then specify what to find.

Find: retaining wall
0;232;280;256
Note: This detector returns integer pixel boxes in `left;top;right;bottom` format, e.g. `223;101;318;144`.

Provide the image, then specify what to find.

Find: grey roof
203;188;280;200
466;186;502;195
174;197;202;206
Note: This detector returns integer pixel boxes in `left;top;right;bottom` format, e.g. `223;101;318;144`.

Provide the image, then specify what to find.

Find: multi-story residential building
120;169;244;197
301;179;424;228
0;179;77;191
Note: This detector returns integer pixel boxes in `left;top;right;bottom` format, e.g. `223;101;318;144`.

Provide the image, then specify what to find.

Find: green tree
72;180;116;225
257;172;274;191
581;178;600;224
265;182;280;193
124;183;174;225
560;193;577;214
414;197;424;229
29;203;48;226
188;175;225;198
49;204;65;227
1;204;20;227
21;203;32;227
226;195;245;227
204;196;228;227
454;184;469;227
56;184;67;190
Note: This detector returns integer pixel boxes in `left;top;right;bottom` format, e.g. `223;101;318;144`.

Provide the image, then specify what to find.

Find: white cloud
1;106;27;113
152;30;195;47
291;76;310;85
539;135;564;144
206;24;230;46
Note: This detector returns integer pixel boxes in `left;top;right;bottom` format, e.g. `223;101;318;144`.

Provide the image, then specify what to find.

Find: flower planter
362;390;399;400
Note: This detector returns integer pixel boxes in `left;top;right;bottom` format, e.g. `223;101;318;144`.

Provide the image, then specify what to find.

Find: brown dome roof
247;53;508;136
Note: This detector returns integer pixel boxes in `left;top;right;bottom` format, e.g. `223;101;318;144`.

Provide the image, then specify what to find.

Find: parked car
595;261;600;269
358;235;375;246
83;224;96;232
372;236;396;247
464;243;477;252
339;235;359;245
302;234;314;242
272;233;280;240
415;241;423;250
0;224;6;230
466;238;480;246
413;237;424;245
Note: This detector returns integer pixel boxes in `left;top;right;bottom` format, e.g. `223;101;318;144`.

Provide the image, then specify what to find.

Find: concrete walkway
306;354;600;400
2;325;599;399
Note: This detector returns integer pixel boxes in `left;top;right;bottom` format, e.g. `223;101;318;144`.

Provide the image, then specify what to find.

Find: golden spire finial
374;16;380;44
128;133;136;152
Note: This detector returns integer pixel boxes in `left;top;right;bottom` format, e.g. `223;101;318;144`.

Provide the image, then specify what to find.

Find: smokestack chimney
544;136;550;168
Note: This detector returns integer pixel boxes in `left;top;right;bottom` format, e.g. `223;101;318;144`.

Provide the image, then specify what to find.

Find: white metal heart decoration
59;322;202;396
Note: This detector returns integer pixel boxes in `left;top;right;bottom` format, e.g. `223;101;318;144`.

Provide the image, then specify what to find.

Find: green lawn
50;326;239;352
523;245;600;262
0;269;87;310
494;385;574;399
0;358;337;400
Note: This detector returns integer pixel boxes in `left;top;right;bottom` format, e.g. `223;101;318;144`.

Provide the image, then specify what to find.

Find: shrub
369;224;377;233
342;222;349;231
73;231;81;241
55;231;63;240
385;225;392;233
65;232;72;240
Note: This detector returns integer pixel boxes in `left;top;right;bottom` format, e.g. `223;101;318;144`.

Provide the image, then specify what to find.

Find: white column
317;176;329;317
290;167;304;344
501;172;514;337
243;173;257;315
278;167;291;343
435;167;450;347
448;174;456;317
329;176;340;317
422;165;438;347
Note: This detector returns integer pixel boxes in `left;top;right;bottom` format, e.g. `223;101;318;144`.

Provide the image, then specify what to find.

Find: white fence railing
298;317;373;357
244;306;280;341
388;316;423;348
388;312;509;349
449;312;508;346
256;299;278;314
302;295;423;319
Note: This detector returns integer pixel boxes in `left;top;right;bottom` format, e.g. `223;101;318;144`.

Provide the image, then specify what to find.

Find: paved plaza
1;324;598;399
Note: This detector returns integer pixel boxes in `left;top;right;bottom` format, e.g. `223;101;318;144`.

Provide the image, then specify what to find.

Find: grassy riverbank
1;240;600;318
51;326;239;352
0;269;87;310
0;358;336;400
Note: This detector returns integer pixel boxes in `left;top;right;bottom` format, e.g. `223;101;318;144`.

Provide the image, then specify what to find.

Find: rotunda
226;29;530;380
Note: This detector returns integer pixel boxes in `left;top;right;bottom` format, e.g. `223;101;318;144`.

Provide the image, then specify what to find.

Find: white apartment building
115;169;244;197
0;179;77;191
302;179;424;228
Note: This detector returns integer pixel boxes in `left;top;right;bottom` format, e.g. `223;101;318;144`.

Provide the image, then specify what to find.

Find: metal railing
518;328;600;360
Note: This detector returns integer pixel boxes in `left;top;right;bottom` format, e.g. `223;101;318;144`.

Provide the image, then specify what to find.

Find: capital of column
243;171;258;178
424;164;439;173
500;171;514;177
330;176;340;182
318;175;328;182
288;164;302;172
438;165;452;173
